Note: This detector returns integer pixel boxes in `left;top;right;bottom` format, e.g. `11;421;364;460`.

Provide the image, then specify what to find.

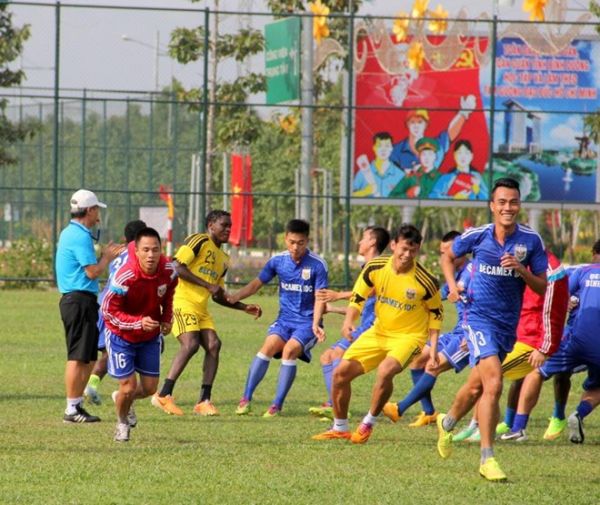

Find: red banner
229;153;254;247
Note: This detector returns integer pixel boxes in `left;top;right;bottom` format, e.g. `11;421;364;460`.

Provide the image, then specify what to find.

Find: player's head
490;178;520;229
440;229;461;254
124;220;147;243
205;210;232;246
453;140;473;172
359;226;390;256
390;224;422;271
285;219;310;262
592;239;600;262
416;137;439;173
405;109;429;139
134;227;161;275
372;132;393;161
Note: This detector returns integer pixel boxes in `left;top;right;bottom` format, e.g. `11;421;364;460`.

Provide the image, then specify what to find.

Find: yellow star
523;0;547;21
428;4;448;34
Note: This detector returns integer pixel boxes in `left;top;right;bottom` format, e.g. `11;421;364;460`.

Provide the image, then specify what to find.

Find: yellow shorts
172;303;215;337
502;341;535;381
342;326;424;374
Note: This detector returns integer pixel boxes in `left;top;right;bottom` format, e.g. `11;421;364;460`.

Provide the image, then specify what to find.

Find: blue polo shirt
56;220;99;294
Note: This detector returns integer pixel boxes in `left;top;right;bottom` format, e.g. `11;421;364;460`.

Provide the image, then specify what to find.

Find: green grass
0;290;598;504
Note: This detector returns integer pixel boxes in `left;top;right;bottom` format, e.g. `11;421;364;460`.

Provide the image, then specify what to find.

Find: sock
576;400;593;419
243;353;271;401
468;418;479;430
481;447;494;464
511;413;529;432
200;384;212;403
159;378;176;397
398;373;437;416
333;418;350;432
272;360;297;409
87;374;101;389
362;411;378;426
410;368;424;385
553;401;566;420
503;407;516;428
65;397;81;415
442;414;457;432
321;363;333;404
331;358;341;371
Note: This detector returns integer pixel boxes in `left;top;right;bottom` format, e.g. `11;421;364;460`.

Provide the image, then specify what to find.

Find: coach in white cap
56;189;122;423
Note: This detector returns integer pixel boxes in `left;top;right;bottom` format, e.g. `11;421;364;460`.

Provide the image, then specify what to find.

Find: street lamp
121;31;167;91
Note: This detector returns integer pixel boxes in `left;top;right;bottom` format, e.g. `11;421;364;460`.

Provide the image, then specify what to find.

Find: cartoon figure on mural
389;137;443;198
430;140;489;200
352;132;405;198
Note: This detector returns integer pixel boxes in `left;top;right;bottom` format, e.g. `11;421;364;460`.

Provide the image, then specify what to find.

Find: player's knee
320;350;332;365
333;365;350;385
483;377;503;398
206;336;222;356
120;383;136;399
182;339;201;356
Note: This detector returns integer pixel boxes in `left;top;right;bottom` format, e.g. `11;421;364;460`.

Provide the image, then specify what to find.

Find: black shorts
59;291;100;363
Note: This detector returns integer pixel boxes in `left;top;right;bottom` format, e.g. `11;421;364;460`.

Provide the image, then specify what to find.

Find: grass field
1;290;598;504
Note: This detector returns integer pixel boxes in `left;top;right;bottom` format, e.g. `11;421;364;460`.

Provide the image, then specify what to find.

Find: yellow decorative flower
411;0;430;19
279;114;298;134
523;0;547;21
428;4;448;34
407;41;425;70
309;0;330;45
393;11;410;42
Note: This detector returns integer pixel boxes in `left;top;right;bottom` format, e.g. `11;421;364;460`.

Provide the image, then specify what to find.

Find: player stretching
313;224;443;444
436;177;547;482
309;226;390;419
152;210;261;416
231;219;328;417
102;228;178;441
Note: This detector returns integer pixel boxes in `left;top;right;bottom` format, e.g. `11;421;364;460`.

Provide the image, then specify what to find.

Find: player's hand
447;287;461;303
226;292;241;305
245;304;262;320
141;316;160;332
313;325;326;342
500;253;525;275
459;338;468;352
427;352;440;371
160;321;172;335
316;289;339;303
568;296;579;311
528;349;547;368
460;94;476;117
103;241;124;262
342;323;355;341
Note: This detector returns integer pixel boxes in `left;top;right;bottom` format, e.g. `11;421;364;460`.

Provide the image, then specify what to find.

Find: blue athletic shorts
330;323;368;352
540;339;594;380
465;321;512;367
268;320;318;363
97;317;108;350
438;327;469;373
106;331;161;379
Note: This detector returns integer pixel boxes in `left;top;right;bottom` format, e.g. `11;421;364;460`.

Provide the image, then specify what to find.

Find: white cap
70;189;107;211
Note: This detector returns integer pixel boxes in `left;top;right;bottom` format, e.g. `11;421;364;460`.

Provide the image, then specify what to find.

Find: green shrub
0;238;53;289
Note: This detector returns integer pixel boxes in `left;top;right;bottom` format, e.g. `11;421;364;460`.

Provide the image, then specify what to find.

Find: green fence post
51;1;61;282
199;7;210;230
487;14;498;219
80;88;86;187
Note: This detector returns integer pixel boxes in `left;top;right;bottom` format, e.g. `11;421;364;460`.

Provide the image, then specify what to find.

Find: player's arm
500;255;547;295
316;289;352;303
226;277;264;305
159;270;178;336
84;241;123;280
341;304;361;341
173;260;223;296
312;299;327;342
213;286;262;319
425;288;444;367
441;248;461;302
102;276;157;332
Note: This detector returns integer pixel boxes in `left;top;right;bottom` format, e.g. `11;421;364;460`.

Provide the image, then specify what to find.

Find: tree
0;4;33;166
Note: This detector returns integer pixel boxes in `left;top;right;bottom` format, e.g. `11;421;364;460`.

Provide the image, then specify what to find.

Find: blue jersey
568;263;600;362
441;260;472;332
98;249;129;306
258;249;328;326
453;224;547;335
562;264;586;341
352;295;376;337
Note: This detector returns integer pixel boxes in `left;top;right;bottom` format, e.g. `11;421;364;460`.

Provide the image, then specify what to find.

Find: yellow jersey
349;256;443;338
173;233;229;311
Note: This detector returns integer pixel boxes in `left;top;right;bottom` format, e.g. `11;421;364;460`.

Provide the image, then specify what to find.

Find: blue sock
273;360;297;409
553;401;566;420
321;363;333;404
511;413;529;431
398;373;437;416
410;368;424;385
410;368;435;414
504;407;516;428
331;358;341;371
243;353;270;401
576;400;593;419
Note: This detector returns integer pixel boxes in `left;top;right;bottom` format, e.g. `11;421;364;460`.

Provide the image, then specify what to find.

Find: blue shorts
540;339;595;381
330;324;368;352
97;316;107;350
268;320;318;363
465;322;511;367
438;327;469;373
106;331;161;379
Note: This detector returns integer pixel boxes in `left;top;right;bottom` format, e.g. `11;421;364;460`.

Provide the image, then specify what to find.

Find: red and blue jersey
453;223;547;335
258;249;328;326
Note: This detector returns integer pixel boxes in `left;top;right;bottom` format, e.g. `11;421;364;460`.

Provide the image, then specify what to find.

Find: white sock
362;411;378;426
333;418;350;432
65;397;81;414
468;418;479;429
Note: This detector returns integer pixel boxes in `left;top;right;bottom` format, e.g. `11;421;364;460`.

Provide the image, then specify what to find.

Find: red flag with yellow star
230;153;253;247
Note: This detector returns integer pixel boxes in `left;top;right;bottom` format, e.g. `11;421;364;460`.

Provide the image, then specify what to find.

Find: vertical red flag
229;153;244;247
243;154;254;245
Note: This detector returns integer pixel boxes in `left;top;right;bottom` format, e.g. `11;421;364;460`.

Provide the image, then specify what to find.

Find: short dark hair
391;224;422;245
70;209;88;219
491;177;520;197
135;227;161;245
365;226;390;254
442;230;462;242
373;131;393;144
286;219;310;236
205;210;231;228
124;220;147;243
453;139;472;152
592;239;600;256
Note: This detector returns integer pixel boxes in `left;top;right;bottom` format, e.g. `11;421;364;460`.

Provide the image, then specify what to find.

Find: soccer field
1;290;597;504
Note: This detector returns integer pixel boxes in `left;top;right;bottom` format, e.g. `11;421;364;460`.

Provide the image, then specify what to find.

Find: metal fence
1;1;600;284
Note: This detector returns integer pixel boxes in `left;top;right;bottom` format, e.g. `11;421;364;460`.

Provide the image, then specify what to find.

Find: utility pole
299;14;313;222
205;0;219;209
